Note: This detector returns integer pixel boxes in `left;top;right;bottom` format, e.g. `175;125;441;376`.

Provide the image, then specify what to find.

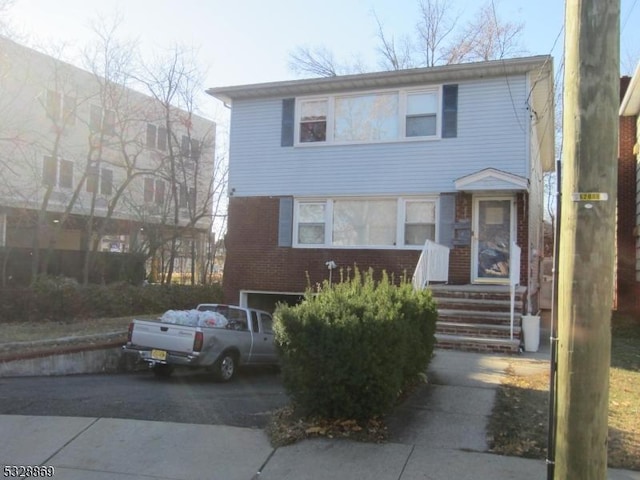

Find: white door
472;196;515;284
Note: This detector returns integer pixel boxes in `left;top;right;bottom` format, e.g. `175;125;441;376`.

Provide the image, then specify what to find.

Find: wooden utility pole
555;1;619;479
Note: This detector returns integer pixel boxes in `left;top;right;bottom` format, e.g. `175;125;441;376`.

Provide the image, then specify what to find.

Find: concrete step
436;321;521;340
429;285;526;302
435;334;521;354
433;296;524;313
437;309;521;326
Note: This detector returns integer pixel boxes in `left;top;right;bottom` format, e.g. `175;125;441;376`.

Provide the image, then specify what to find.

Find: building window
45;90;76;125
333;199;397;246
157;127;167;150
43;156;73;189
144;178;154;202
406;91;438;137
146;124;167;150
154;179;165;205
90;105;116;135
334;93;398;142
297;202;326;244
299;99;327;143
404;200;436;245
100;168;113;196
146;124;157;148
294;197;438;248
87;166;114;196
296;87;441;145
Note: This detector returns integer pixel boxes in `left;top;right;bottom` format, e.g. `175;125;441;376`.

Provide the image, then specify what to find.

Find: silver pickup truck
122;304;278;381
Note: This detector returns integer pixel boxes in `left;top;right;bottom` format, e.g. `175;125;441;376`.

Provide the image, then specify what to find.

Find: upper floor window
86;166;113;196
90;105;115;136
144;177;166;205
294;197;438;248
296;87;440;145
406;91;437;137
180;135;201;160
146;124;167;150
43;156;73;189
45;90;76;125
299;100;327;143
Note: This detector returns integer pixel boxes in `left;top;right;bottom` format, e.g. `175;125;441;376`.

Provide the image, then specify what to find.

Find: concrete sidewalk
1;349;638;480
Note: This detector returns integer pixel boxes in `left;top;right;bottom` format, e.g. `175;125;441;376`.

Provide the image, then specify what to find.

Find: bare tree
416;0;459;67
136;45;219;285
288;45;341;77
444;2;524;63
288;0;525;77
373;11;415;71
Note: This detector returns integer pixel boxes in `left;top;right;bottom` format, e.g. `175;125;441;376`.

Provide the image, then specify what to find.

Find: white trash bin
522;315;541;352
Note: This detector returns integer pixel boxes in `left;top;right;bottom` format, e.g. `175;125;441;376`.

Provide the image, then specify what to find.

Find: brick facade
617;76;640;313
222;197;422;304
223;194;531;305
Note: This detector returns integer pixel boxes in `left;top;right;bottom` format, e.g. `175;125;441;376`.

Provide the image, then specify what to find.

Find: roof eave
620;62;640;116
206;55;552;103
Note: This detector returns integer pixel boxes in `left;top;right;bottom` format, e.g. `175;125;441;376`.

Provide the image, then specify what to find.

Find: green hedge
274;269;438;420
0;276;223;323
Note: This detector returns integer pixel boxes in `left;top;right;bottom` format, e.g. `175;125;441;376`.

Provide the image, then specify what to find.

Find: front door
472;196;515;283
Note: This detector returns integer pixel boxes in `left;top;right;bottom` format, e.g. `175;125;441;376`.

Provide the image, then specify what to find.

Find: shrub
274;268;437;420
0;279;223;323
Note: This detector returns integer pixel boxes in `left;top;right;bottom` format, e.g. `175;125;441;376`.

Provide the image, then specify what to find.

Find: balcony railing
412;239;450;290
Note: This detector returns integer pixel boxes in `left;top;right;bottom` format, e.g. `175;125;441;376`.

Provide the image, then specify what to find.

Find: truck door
250;311;276;364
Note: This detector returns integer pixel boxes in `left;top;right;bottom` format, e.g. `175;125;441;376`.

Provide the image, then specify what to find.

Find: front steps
428;284;527;354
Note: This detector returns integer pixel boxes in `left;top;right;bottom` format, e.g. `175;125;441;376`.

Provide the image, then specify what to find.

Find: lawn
487;314;640;471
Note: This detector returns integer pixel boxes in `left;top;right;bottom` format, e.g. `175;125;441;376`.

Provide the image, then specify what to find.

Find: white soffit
455;168;529;191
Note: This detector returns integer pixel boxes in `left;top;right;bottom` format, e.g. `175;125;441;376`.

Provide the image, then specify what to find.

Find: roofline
620;62;640;116
207;55;552;104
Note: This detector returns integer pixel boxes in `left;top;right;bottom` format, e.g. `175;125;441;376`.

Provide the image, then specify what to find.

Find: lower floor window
294;197;437;248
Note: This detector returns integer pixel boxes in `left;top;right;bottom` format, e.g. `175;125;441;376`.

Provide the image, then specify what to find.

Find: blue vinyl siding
227;75;529;197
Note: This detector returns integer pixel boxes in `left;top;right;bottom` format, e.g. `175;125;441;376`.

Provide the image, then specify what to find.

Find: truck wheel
214;352;237;382
152;364;174;378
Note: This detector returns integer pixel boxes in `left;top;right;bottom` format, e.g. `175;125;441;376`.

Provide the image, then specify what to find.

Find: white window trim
294;86;442;147
293;196;440;250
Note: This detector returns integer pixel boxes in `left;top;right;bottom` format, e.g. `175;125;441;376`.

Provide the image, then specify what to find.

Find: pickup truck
122;304;278;381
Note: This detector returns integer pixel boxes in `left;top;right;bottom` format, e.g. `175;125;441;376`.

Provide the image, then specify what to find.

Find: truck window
260;313;273;334
225;308;249;331
250;311;259;332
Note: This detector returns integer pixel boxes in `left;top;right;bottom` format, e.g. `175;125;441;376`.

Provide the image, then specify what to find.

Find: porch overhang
454;168;529;192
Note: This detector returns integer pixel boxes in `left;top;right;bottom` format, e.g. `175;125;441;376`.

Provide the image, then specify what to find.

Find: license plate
151;349;167;361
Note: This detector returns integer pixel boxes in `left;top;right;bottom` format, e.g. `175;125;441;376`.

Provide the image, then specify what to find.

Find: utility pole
555;1;619;479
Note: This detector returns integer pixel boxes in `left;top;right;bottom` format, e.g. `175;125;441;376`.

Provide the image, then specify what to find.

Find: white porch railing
509;241;521;340
412;240;450;290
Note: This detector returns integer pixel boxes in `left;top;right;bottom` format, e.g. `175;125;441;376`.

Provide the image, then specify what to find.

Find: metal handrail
509;242;521;340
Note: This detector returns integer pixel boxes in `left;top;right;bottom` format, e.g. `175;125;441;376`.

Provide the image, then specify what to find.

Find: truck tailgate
130;320;197;354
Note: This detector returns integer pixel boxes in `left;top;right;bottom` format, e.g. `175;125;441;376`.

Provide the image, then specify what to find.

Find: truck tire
213;352;237;382
152;364;174;378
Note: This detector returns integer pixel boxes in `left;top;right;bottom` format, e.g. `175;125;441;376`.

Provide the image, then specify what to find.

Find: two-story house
208;56;554;351
0;36;216;285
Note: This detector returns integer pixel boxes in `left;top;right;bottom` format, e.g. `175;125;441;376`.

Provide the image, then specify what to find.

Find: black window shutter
442;84;458;138
438;193;456;247
281;98;295;147
278;197;294;247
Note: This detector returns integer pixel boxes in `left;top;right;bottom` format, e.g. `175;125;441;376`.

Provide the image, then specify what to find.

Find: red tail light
127;322;134;343
193;331;204;352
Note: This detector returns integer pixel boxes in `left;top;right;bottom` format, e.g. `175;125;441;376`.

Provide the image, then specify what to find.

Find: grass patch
488;313;640;471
